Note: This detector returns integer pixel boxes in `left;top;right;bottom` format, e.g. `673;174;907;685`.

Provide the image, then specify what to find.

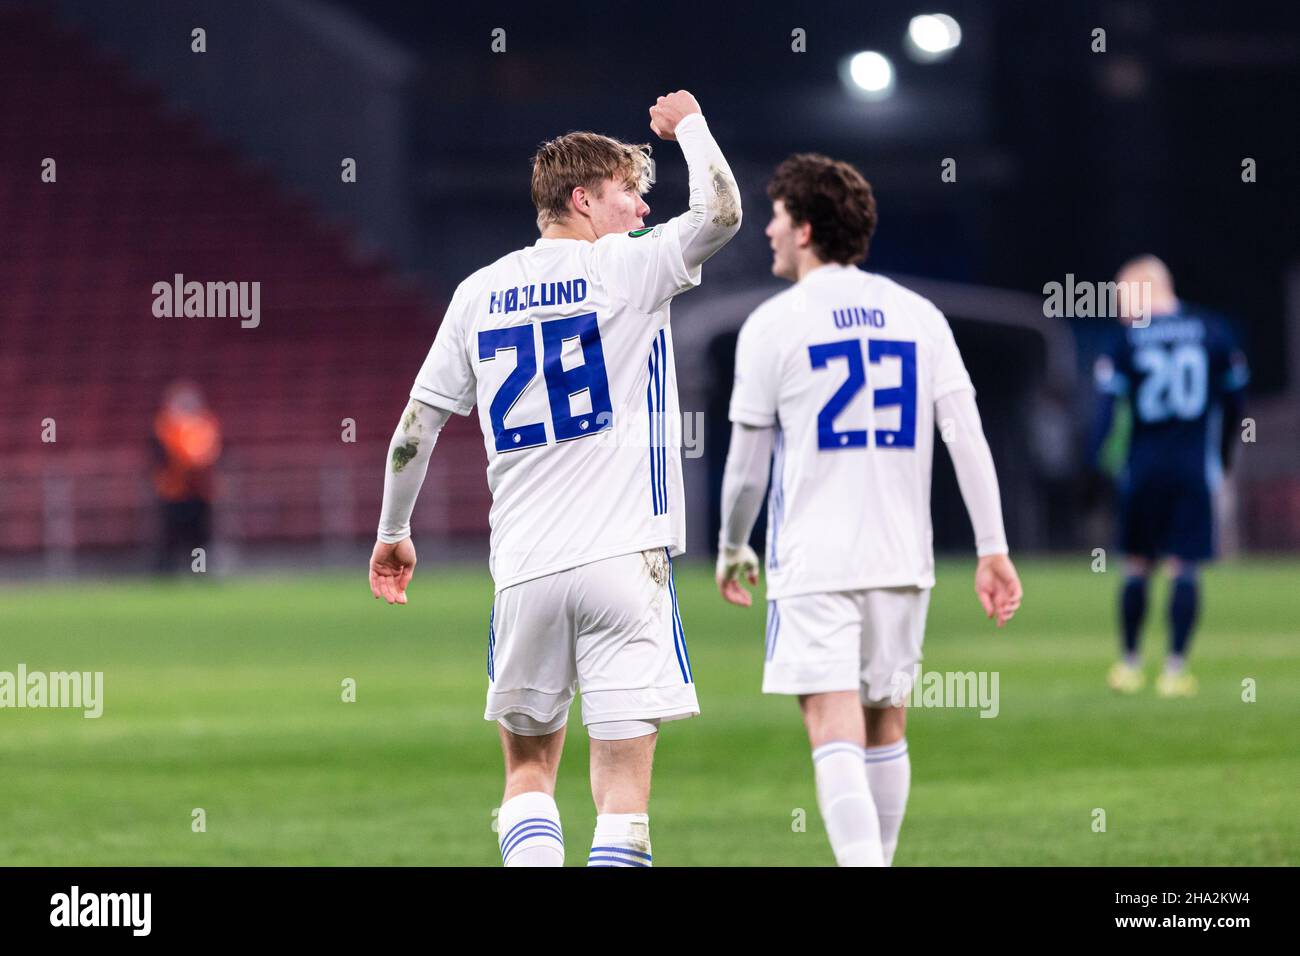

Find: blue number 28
477;312;613;453
807;338;916;450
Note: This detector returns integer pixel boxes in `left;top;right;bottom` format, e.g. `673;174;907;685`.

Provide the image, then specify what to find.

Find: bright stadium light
841;50;895;99
906;13;962;62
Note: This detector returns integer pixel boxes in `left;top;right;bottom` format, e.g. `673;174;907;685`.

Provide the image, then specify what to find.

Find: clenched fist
649;90;702;141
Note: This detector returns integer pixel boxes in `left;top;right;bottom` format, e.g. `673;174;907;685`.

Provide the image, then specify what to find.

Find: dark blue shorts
1118;471;1214;562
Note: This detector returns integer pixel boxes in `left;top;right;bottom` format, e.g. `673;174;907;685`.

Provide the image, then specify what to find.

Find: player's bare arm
369;398;450;605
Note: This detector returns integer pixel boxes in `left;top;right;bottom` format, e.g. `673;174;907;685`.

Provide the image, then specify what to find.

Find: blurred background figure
1090;257;1250;697
152;381;222;573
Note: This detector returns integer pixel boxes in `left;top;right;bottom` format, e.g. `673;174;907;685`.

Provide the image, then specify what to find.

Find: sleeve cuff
729;406;777;428
674;112;707;137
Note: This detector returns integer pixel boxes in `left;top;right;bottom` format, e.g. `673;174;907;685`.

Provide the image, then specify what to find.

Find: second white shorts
762;586;931;705
485;549;700;729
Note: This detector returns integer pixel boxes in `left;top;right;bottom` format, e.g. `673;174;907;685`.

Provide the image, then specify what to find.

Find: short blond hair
531;132;653;231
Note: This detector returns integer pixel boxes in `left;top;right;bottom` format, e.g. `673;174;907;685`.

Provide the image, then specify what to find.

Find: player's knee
799;692;865;748
588;728;657;815
499;713;566;793
864;702;906;746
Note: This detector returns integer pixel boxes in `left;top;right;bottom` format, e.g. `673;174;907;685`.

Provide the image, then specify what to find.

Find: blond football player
370;91;741;866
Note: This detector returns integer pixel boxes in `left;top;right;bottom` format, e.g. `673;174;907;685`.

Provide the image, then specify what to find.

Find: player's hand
975;553;1022;628
716;543;760;607
370;537;417;605
649;90;702;141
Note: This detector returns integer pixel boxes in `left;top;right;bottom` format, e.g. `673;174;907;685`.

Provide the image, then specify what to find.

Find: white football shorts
761;586;931;706
485;548;699;729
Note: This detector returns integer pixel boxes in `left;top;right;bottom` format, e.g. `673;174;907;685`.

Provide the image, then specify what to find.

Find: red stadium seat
0;8;487;553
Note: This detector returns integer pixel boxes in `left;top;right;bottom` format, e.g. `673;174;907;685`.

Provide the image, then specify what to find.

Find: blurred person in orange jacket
153;380;222;572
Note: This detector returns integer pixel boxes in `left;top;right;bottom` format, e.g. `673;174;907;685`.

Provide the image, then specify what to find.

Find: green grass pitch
1;558;1295;865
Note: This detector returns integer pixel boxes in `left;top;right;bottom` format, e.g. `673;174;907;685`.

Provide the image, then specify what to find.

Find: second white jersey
729;264;975;599
412;222;701;591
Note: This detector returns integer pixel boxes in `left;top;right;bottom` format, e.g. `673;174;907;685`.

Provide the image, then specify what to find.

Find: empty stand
0;7;489;555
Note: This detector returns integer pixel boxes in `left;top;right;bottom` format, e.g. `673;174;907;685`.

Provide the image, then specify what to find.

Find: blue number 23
807;338;916;450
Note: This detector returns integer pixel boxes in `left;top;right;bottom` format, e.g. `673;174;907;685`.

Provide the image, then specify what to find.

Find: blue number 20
808;338;916;450
478;312;613;453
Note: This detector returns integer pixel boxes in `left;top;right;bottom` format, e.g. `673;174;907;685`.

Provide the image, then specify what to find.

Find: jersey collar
799;262;857;283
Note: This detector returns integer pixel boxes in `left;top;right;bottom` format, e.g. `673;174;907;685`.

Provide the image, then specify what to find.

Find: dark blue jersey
1093;307;1249;485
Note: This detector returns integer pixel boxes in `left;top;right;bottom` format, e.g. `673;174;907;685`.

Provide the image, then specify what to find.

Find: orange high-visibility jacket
153;409;221;501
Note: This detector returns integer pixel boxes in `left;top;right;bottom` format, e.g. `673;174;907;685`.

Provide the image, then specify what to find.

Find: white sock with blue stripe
812;741;884;867
498;791;564;867
864;738;910;866
587;813;652;867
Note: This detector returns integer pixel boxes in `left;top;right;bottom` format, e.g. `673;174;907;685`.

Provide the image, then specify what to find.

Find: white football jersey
729;263;974;599
412;222;700;591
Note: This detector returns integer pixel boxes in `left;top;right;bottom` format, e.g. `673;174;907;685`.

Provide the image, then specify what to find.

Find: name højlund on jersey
488;278;587;315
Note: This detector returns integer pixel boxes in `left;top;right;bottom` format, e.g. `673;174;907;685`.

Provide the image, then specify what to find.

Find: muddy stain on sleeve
392;402;425;472
392;438;419;472
710;166;740;228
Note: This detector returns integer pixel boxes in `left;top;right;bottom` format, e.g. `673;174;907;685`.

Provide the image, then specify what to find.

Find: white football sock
864;738;910;866
497;791;564;867
588;812;653;867
812;741;884;867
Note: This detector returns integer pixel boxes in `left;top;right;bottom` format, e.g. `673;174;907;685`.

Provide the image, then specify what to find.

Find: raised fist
649;90;702;141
